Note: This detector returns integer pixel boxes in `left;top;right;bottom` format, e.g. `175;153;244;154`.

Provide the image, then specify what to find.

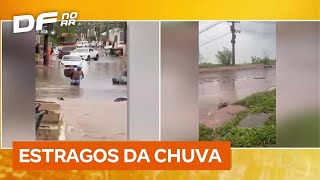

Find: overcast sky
199;21;276;64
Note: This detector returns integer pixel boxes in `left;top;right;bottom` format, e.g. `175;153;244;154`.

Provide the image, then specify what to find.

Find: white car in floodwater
82;41;90;47
90;41;97;47
76;41;90;48
60;55;84;68
70;48;99;61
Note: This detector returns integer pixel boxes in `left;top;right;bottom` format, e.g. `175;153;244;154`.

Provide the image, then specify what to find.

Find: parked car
90;41;97;47
60;55;84;68
58;46;77;59
82;41;89;47
98;41;104;47
76;41;83;48
76;41;90;48
70;48;99;61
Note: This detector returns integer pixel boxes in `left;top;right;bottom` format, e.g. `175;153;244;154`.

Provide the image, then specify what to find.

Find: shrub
199;62;215;68
199;90;276;147
251;51;276;65
216;47;232;65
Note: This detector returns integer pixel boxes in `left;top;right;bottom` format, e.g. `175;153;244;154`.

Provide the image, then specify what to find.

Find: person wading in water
71;65;84;86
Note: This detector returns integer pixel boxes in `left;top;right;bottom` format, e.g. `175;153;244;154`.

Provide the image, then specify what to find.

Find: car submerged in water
60;55;84;68
76;41;90;48
61;55;84;78
70;48;99;61
58;46;77;59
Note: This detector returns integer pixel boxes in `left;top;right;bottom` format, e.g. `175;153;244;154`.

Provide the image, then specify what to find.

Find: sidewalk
202;105;247;128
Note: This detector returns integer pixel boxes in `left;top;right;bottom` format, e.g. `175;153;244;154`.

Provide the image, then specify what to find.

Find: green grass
199;63;225;68
199;62;273;69
252;59;276;65
199;58;276;68
200;90;276;147
199;63;250;68
277;111;319;147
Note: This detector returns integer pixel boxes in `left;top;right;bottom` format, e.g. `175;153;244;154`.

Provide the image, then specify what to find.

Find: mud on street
36;51;127;140
199;65;276;123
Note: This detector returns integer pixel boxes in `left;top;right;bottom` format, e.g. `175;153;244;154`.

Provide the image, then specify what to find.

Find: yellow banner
0;0;319;20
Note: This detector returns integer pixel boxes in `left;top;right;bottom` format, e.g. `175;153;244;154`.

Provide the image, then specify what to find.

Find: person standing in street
71;65;84;86
35;43;40;63
47;46;53;67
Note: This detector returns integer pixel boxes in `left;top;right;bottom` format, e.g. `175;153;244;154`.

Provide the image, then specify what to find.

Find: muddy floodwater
199;66;276;122
36;53;127;140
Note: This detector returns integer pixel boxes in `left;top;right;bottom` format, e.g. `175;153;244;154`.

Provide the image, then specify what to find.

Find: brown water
36;53;128;140
199;66;276;122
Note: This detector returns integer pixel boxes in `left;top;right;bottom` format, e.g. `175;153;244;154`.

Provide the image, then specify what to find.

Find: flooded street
199;66;276;122
199;21;277;123
36;51;128;140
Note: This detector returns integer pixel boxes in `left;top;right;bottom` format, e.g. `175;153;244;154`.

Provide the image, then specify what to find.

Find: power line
241;29;275;34
200;32;231;46
199;21;224;34
199;22;219;32
202;21;220;29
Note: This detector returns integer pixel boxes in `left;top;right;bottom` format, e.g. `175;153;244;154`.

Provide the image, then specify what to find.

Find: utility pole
41;23;53;67
228;21;240;65
124;22;127;44
43;34;48;67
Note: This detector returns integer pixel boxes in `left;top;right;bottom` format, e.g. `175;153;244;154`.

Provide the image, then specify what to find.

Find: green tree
216;47;232;65
87;29;96;41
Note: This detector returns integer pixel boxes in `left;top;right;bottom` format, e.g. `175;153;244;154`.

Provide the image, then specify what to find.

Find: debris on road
218;102;229;110
112;69;127;85
36;101;64;140
202;105;247;128
114;98;127;102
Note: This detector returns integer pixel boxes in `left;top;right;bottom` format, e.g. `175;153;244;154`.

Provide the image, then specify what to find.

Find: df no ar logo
13;12;78;33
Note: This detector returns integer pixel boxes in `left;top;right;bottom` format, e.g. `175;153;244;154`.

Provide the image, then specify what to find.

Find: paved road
36;51;128;140
199;66;276;122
